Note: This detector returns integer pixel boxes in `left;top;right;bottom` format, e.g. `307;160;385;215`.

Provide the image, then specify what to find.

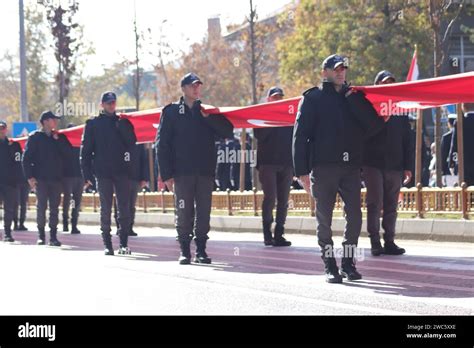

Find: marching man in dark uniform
155;73;234;265
22;111;73;246
0;121;23;242
441;114;457;186
81;92;137;256
363;71;412;257
13;165;30;232
254;87;293;247
450;103;474;187
293;54;382;283
12;131;29;233
62;123;84;234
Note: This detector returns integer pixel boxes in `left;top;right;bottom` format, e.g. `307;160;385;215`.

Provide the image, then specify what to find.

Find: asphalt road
1;224;473;315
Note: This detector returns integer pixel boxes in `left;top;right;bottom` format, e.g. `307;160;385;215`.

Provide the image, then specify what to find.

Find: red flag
13;72;474;148
353;71;474;114
406;47;419;81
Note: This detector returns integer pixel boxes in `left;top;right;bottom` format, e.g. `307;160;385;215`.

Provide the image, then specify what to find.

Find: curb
25;212;474;243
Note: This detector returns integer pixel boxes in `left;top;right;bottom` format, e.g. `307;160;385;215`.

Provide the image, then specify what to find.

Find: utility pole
133;0;141;111
240;0;259;192
19;0;29;122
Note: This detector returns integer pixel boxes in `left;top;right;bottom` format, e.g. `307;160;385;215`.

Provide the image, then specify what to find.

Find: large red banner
13;72;474;148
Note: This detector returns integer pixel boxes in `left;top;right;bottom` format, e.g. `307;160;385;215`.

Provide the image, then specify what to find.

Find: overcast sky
1;0;291;76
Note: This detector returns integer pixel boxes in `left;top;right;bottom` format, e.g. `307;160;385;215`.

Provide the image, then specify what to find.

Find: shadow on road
5;229;474;299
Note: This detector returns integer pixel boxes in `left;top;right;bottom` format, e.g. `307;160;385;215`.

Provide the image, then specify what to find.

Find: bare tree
44;1;81;111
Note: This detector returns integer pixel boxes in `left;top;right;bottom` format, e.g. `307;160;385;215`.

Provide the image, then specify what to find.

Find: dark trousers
363;166;402;243
311;165;362;255
13;182;29;226
174;175;214;243
465;167;474;187
0;184;16;233
62;176;84;227
114;180;140;232
258;165;293;227
97;176;131;247
36;180;62;232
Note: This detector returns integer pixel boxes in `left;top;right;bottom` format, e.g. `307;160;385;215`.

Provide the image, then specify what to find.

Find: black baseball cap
39;111;61;123
0;121;6;129
267;86;285;98
322;54;348;70
374;70;396;85
448;113;457;126
101;91;117;104
181;73;203;87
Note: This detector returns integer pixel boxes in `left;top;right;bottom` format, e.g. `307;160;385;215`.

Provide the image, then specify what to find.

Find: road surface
1;225;473;315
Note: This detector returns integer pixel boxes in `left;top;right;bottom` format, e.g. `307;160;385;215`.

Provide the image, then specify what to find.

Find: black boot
178;240;191;265
37;229;46;245
384;241;405;255
370;237;384;256
49;230;62;247
262;222;273;246
273;224;291;247
3;230;15;243
71;218;81;234
322;255;343;283
101;232;114;256
18;223;28;231
194;239;212;264
63;218;69;232
340;257;362;281
117;230;131;255
130;217;138;236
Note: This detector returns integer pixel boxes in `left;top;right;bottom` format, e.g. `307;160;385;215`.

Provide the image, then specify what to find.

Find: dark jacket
363;116;412;172
254;126;294;168
0;138;23;187
63;147;83;178
230;137;253;191
292;82;382;176
441;129;454;175
22;130;73;182
130;144;150;182
216;139;232;191
155;97;234;181
80;111;137;182
450;112;474;171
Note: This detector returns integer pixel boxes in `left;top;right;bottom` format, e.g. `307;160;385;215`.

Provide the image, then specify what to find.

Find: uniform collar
179;96;202;109
321;81;345;95
41;128;53;137
99;110;118;118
